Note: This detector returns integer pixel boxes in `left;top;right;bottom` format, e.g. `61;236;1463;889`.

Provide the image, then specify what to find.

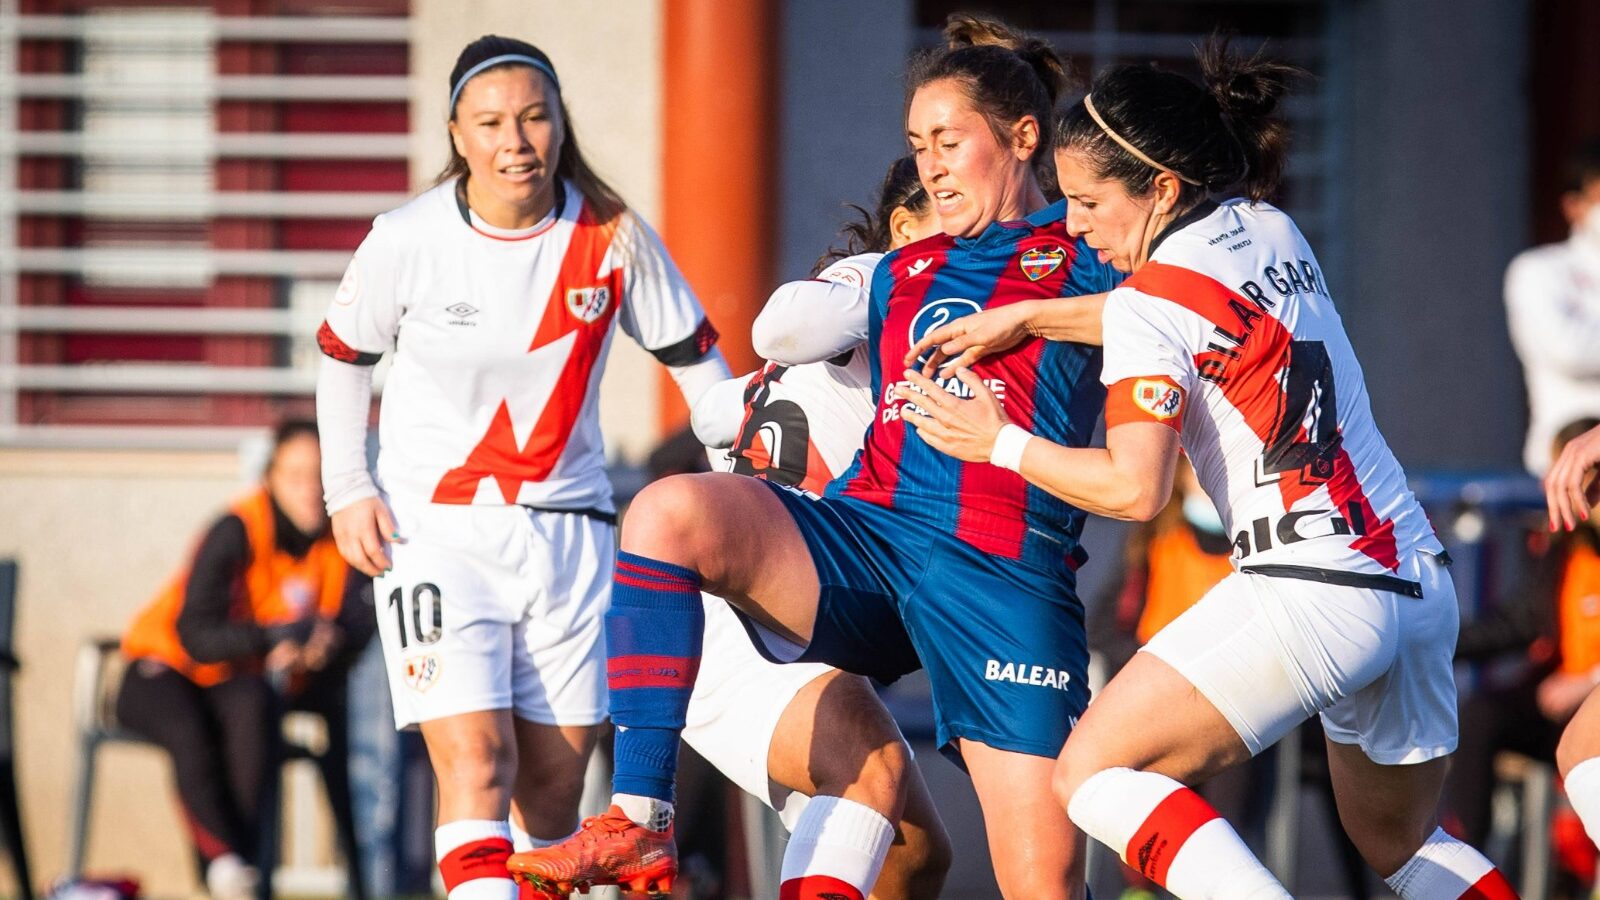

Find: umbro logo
907;257;933;277
445;303;478;318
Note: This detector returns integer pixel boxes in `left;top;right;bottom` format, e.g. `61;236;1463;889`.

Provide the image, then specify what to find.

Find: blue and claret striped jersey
829;201;1123;571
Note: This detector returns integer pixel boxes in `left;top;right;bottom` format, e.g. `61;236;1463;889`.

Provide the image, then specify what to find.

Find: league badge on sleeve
1133;378;1184;420
1019;246;1066;281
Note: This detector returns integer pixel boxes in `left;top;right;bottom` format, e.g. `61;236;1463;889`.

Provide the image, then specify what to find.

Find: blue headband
449;53;560;114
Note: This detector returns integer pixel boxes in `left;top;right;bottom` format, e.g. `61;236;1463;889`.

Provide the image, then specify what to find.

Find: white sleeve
1505;249;1600;378
1100;288;1201;429
316;357;376;513
318;218;401;365
750;253;878;365
689;373;755;450
612;212;730;407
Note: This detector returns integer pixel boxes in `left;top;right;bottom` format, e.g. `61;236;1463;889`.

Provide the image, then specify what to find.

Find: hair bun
942;13;1070;104
1197;36;1293;124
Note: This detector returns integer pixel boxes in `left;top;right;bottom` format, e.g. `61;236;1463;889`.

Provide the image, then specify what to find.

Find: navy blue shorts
748;481;1090;761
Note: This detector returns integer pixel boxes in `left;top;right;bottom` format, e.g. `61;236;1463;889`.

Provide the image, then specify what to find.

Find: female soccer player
898;42;1514;900
314;35;729;900
513;16;1120;900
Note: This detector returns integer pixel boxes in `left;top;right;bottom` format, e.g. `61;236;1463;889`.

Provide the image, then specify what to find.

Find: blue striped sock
606;551;704;803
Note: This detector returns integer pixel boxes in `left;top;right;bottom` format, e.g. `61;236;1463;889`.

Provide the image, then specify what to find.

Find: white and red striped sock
1068;767;1289;900
1383;827;1516;899
1566;756;1600;847
435;819;518;900
779;795;895;900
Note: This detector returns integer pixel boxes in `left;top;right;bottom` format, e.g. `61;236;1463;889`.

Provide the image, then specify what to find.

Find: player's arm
317;224;401;576
690;372;756;450
616;213;732;408
896;367;1180;520
751;254;876;365
903;294;1107;376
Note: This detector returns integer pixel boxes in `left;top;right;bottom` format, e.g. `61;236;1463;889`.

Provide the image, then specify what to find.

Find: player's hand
903;301;1036;377
1546;423;1600;532
331;496;402;577
895;367;1008;463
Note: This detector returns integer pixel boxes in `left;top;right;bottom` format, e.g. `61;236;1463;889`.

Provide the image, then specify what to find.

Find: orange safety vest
1136;522;1235;645
1559;538;1600;676
122;488;349;687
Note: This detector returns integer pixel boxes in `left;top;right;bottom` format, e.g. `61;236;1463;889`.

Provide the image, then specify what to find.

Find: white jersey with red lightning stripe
721;253;879;493
1101;199;1442;576
319;179;714;511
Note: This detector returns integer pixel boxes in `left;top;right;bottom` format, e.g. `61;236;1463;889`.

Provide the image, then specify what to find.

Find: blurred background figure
1446;418;1600;892
116;421;372;899
1506;140;1600;475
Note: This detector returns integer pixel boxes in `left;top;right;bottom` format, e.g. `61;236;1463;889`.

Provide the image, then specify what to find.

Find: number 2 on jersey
1262;340;1341;482
388;583;442;649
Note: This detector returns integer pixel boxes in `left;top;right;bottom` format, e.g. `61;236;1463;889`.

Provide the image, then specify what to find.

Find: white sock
1567;756;1600;847
204;852;259;900
779;795;896;900
435;819;517;900
510;821;561;853
1383;827;1513;899
613;792;674;831
1068;767;1289;900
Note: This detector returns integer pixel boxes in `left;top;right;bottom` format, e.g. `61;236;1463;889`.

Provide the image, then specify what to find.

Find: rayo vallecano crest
566;285;611;323
404;654;441;692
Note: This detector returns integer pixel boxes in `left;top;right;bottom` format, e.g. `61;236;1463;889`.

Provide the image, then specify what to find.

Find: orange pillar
658;0;777;431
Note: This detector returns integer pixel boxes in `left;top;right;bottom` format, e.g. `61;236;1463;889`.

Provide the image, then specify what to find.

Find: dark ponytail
437;35;626;223
813;155;930;274
906;14;1071;187
1054;36;1299;207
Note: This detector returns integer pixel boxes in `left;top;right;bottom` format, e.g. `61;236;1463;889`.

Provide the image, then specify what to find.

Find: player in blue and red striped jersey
510;15;1118;900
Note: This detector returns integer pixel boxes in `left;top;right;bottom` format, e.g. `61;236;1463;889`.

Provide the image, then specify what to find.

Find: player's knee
432;729;516;801
620;475;719;562
1051;742;1099;814
813;735;911;816
1558;729;1598;779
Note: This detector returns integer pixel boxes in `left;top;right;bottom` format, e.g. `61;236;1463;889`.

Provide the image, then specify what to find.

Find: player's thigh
511;511;611;730
510;718;600;840
622;473;821;644
1324;736;1447;875
963;740;1083;900
1559;687;1600;776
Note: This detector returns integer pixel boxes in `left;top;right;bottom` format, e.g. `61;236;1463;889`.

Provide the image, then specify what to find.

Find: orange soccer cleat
506;805;677;896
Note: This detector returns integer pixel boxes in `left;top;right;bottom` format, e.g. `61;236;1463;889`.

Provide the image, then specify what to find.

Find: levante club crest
1019;246;1066;281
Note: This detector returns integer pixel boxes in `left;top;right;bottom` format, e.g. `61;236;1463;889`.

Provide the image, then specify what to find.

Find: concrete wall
777;0;915;281
411;0;668;463
1335;0;1530;471
1;450;258;896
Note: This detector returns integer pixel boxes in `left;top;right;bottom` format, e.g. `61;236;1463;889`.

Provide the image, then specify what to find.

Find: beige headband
1082;94;1203;187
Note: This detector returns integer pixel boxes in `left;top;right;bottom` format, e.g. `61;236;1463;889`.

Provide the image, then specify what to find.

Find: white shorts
376;496;612;730
682;595;834;830
1141;550;1459;765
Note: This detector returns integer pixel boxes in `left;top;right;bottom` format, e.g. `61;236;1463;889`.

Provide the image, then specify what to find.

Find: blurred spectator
1447;417;1600;850
1506;139;1600;474
117;421;373;899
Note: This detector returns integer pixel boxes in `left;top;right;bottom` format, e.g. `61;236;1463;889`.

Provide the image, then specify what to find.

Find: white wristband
990;423;1033;472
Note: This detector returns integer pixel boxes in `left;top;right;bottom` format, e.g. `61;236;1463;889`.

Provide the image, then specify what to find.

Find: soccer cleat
506;805;677;897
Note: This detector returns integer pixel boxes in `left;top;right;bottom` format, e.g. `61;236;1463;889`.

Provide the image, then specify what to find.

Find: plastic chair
66;636;363;897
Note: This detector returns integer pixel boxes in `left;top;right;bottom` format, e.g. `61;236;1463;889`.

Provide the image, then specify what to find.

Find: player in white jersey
315;36;729;900
899;43;1514;900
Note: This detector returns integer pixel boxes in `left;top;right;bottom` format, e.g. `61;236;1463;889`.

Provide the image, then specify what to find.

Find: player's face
449;67;564;228
1057;148;1160;273
908;79;1038;239
266;434;327;536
